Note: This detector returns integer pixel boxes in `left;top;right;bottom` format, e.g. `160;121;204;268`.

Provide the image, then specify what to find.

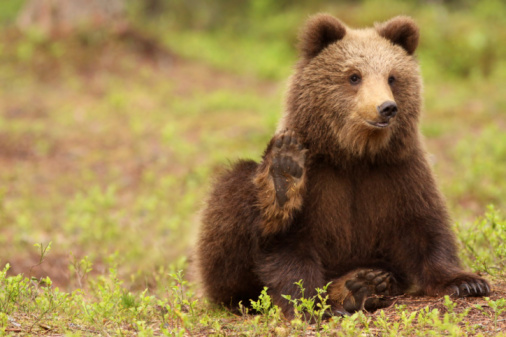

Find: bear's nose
377;101;398;119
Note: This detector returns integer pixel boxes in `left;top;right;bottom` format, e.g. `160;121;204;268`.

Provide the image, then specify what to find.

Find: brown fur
196;14;490;319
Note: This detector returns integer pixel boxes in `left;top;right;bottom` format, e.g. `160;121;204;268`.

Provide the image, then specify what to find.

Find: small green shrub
458;206;506;276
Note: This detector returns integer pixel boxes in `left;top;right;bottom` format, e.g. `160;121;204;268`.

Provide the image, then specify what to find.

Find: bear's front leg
416;262;490;298
394;221;491;298
254;130;307;235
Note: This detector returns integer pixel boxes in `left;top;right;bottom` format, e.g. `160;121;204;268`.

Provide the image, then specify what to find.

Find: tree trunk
17;0;126;36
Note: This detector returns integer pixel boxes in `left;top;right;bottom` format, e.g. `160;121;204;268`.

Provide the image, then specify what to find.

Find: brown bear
195;14;490;318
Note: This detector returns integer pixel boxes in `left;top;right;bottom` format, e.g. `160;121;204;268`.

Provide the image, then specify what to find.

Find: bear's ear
376;16;419;55
299;14;346;59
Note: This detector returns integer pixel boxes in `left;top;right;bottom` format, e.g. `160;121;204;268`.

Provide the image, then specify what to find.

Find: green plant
250;287;273;316
30;242;52;276
477;297;506;330
373;309;400;336
158;270;199;335
249;287;282;335
69;254;93;289
281;281;332;332
458;206;506;276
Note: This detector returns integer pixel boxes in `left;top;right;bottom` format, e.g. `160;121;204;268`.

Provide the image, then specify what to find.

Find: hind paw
343;269;399;312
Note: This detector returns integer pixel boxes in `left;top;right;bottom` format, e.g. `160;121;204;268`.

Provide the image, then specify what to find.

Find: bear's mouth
366;120;390;128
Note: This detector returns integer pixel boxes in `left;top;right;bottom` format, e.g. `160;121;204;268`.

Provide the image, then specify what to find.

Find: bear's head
280;14;422;163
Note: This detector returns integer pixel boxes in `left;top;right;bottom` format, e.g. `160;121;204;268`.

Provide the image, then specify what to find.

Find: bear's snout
377;101;398;120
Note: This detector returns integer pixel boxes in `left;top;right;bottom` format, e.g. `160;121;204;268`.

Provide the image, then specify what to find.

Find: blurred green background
0;0;505;290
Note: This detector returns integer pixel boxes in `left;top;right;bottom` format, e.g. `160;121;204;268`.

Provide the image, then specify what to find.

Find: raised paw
446;275;490;298
269;130;306;207
343;269;399;313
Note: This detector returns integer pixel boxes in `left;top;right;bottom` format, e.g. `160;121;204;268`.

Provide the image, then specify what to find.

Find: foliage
139;0;506;82
459;207;506;276
281;281;332;332
0;0;25;25
451;127;506;210
3;260;505;335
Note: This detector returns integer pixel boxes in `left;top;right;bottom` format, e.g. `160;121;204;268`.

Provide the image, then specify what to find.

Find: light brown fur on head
280;14;422;161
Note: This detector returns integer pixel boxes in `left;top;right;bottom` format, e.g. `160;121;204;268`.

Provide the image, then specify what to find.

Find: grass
0;0;506;335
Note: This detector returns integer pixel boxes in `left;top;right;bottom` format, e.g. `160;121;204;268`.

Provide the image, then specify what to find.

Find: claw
290;134;298;146
274;137;283;148
345;280;363;292
295;165;303;178
450;285;460;296
460;283;471;295
376;282;387;292
373;274;389;284
470;283;477;294
333;308;351;317
485;283;491;294
476;283;483;294
365;272;376;281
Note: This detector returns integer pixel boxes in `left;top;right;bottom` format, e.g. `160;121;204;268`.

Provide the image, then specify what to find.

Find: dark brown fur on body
196;14;490;319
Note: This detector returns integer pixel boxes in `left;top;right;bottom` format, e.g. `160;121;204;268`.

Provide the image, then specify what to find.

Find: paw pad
270;131;306;206
343;269;397;312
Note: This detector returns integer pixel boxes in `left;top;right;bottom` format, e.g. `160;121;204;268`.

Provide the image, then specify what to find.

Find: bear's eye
388;75;396;85
349;74;361;85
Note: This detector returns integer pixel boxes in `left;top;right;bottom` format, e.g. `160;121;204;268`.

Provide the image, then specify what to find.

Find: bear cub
196;14;490;318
